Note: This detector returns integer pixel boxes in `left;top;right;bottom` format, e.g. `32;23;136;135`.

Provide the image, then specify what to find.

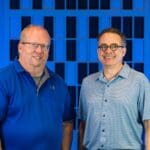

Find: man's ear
122;47;127;57
18;43;22;54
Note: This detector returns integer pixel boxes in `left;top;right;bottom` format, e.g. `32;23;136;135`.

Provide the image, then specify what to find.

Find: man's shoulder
0;63;15;79
82;72;101;84
130;67;149;82
46;67;67;85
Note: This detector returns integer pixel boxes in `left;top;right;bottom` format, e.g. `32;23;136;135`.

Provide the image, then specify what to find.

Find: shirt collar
97;63;130;81
13;59;55;77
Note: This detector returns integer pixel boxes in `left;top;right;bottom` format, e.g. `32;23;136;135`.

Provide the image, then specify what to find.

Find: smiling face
97;32;126;68
18;25;50;74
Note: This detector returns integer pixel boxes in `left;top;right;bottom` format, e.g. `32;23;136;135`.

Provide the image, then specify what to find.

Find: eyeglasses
21;42;50;51
98;43;125;52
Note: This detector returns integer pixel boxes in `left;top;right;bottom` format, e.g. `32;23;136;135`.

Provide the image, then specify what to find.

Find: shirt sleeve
138;74;150;121
0;82;9;122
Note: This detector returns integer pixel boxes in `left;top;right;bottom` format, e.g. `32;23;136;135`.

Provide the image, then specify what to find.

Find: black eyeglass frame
98;43;125;52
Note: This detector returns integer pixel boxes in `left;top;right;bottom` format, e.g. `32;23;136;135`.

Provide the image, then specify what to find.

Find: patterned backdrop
0;0;150;149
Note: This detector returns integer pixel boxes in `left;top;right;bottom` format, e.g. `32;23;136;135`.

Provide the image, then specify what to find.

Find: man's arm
144;120;150;150
79;120;86;150
61;121;73;150
0;140;2;150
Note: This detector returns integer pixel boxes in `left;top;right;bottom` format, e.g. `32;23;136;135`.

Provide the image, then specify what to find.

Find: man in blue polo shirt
78;28;150;149
0;24;74;150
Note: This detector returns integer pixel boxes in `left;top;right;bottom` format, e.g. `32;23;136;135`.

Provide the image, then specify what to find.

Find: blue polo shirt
0;60;74;150
78;63;150;150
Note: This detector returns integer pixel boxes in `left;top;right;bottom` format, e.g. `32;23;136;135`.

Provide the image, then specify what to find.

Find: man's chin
32;63;42;68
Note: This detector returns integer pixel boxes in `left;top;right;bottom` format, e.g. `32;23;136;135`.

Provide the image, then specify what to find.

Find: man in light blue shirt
78;28;150;150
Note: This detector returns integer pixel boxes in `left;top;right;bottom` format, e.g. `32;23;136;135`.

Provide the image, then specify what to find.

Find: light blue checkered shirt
78;63;150;150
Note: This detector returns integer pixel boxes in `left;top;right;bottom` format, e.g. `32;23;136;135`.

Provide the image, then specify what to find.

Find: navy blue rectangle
89;0;99;9
66;40;76;61
44;17;54;38
78;0;87;9
21;17;31;30
66;17;76;38
100;0;110;9
67;0;76;9
10;40;19;60
124;40;132;61
123;0;133;9
55;0;65;9
10;0;20;9
55;63;65;79
78;63;87;84
134;17;144;38
32;0;42;9
123;17;132;38
89;17;99;38
111;17;121;31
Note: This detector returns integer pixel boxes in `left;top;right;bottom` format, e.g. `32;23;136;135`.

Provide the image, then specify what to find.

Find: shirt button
101;145;104;148
102;129;105;132
105;99;107;102
103;114;105;117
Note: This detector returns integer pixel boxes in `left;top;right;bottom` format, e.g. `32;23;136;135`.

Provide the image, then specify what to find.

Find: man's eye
32;44;38;47
111;45;117;48
110;44;117;48
101;45;107;48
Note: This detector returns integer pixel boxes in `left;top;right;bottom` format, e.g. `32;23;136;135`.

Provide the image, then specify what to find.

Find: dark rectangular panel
124;40;132;61
134;17;144;38
78;63;87;84
44;17;54;38
32;0;42;9
67;0;76;9
66;40;76;61
55;0;65;9
10;40;19;60
10;0;20;9
48;40;53;61
55;63;65;79
111;17;121;30
89;17;99;38
78;0;87;9
134;63;144;72
89;0;99;9
100;0;110;9
66;17;76;38
123;0;133;9
89;63;99;74
21;16;31;30
68;86;76;108
123;17;132;38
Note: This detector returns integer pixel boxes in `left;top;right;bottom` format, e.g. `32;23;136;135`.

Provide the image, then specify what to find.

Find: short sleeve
0;82;9;122
138;75;150;121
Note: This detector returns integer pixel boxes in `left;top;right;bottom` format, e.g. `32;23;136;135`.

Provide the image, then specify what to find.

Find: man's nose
105;46;112;52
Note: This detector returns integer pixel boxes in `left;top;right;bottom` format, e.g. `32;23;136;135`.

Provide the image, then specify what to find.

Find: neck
103;63;123;80
29;69;44;77
19;59;44;77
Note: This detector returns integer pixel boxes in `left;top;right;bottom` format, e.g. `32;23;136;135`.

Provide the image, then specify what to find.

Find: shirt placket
99;82;110;149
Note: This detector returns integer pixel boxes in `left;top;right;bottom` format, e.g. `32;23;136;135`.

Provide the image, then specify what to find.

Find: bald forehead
20;25;51;42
